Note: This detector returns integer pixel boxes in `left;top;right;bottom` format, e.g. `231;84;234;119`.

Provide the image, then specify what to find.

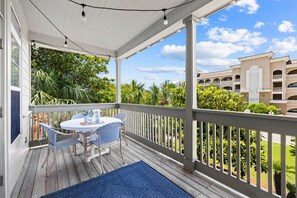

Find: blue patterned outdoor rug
41;161;192;198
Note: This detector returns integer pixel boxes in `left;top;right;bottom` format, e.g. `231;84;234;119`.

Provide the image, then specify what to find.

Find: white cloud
255;21;265;29
268;37;297;54
144;74;159;81
278;20;296;33
138;66;184;75
219;15;227;22
207;27;267;46
196;41;253;58
161;42;249;69
235;0;260;14
197;18;210;26
197;58;239;67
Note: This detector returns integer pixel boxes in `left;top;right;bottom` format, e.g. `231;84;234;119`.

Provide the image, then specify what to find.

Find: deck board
13;137;244;198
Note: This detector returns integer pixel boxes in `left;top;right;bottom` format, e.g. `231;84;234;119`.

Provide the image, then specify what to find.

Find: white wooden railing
28;103;118;146
28;103;297;197
194;109;297;198
119;104;185;163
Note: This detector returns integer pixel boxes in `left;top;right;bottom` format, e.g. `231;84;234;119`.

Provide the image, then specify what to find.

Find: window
288;83;297;88
10;8;21;143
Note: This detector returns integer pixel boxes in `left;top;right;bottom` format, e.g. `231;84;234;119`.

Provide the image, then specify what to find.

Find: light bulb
162;9;168;26
163;16;168;25
64;37;68;47
81;4;86;22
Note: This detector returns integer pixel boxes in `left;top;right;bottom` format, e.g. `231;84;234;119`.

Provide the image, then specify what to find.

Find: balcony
12;136;238;198
273;87;282;92
273;74;282;80
9;103;296;198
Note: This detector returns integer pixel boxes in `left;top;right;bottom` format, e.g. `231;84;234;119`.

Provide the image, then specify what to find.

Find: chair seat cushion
49;136;80;150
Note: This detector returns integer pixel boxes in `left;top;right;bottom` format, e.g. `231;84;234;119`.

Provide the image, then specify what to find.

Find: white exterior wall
4;0;30;196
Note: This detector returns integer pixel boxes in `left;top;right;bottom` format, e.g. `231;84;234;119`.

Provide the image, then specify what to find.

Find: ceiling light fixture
64;36;68;47
162;9;168;25
81;3;87;21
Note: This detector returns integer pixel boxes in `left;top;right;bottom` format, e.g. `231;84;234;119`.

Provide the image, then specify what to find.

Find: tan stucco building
197;52;297;116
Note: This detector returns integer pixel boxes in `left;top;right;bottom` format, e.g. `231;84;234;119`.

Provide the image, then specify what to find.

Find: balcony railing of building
234;89;240;93
234;79;240;83
29;103;297;198
273;75;282;80
273;87;283;92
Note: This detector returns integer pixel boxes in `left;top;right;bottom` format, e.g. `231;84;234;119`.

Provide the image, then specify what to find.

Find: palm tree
131;80;144;104
149;83;159;105
160;80;175;105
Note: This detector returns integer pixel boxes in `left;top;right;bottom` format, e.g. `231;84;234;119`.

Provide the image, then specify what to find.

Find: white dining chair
114;112;128;145
90;122;125;174
39;123;80;176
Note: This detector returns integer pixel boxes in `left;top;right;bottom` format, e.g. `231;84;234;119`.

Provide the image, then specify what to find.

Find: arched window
273;70;282;80
288;95;297;100
234;75;240;82
221;77;232;82
198;80;204;84
288;108;297;113
288;69;297;75
223;86;232;90
205;79;211;84
213;78;220;84
288;82;297;88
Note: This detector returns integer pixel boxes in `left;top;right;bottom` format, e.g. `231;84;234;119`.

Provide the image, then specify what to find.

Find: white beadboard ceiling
20;0;233;59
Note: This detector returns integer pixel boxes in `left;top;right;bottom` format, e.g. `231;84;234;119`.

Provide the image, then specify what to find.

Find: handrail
193;108;297;136
119;103;185;118
29;103;118;113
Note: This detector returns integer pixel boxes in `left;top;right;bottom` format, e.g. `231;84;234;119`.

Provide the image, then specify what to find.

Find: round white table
60;117;122;162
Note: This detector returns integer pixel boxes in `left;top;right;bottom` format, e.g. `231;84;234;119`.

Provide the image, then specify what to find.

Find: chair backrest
39;123;57;145
114;112;127;122
95;122;122;145
71;112;84;120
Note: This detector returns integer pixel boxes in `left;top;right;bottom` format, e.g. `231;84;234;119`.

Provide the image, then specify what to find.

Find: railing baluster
295;135;297;198
268;132;272;194
213;124;217;169
220;124;223;172
200;121;203;163
246;129;250;184
175;117;178;153
37;113;40;140
153;114;155;143
236;127;240;180
158;115;161;145
281;134;286;198
256;130;261;188
228;126;231;176
206;122;210;166
179;119;182;154
171;117;174;150
167;117;170;148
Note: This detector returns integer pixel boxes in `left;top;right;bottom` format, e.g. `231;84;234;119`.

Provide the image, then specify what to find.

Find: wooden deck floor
11;137;244;198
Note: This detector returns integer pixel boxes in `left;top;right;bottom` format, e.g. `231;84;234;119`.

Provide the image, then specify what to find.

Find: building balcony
272;74;282;80
9;103;297;198
234;89;240;93
273;87;282;92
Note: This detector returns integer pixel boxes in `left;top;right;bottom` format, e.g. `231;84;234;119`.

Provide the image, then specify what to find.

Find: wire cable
29;0;111;58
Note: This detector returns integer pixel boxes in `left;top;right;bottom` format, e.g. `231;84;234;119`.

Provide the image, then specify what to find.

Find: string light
68;0;197;26
162;9;168;25
64;36;68;47
32;40;36;48
29;0;110;58
81;3;86;21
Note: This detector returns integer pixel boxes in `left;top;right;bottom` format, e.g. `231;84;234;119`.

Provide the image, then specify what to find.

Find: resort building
197;52;297;116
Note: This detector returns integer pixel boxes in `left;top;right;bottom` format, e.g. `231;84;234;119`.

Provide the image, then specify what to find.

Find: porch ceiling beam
28;31;116;58
116;0;232;59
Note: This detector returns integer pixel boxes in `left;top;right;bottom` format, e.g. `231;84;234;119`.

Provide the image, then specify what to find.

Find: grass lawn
250;141;295;190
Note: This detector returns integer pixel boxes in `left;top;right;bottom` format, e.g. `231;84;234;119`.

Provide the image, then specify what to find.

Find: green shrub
253;103;269;114
245;102;257;112
268;105;279;115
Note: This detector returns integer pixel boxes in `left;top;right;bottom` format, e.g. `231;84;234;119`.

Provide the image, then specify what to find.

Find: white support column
183;15;198;172
115;59;122;104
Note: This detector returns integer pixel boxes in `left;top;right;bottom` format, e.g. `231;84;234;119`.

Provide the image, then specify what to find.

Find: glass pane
11;9;20;34
11;33;20;87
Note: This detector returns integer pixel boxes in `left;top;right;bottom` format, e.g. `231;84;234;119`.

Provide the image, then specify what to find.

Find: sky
103;0;297;88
